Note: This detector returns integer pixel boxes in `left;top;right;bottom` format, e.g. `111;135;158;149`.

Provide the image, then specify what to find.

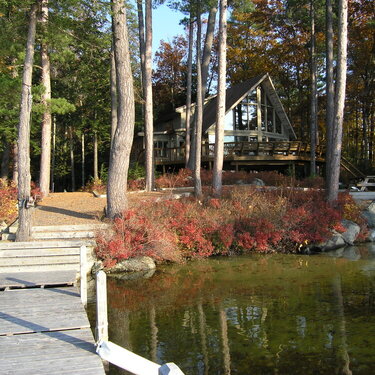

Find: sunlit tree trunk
50;115;56;191
188;6;216;170
144;0;154;191
39;0;52;196
110;46;117;144
185;16;194;167
194;9;203;198
310;0;317;176
107;0;135;218
201;5;217;97
93;131;98;180
213;0;227;197
12;143;18;184
69;126;75;191
81;132;85;188
325;0;334;192
327;0;348;202
16;2;37;242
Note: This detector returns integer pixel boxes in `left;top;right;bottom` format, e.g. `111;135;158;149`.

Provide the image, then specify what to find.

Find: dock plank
0;329;105;375
0;287;89;335
0;270;76;289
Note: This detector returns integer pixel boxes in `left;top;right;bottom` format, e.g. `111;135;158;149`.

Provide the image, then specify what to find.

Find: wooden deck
153;141;325;167
0;273;105;375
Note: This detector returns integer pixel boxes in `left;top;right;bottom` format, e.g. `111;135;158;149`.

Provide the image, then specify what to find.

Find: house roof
202;73;296;139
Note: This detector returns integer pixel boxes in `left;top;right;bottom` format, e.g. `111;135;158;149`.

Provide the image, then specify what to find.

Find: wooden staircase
340;157;366;180
0;223;108;274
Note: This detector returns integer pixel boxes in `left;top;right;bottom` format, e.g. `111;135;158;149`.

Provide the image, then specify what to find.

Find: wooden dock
0;271;105;375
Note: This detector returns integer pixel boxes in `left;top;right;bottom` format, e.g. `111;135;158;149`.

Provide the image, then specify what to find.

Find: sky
152;3;185;55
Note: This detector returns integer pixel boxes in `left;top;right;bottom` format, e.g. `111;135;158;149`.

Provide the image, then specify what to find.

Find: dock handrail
94;270;185;375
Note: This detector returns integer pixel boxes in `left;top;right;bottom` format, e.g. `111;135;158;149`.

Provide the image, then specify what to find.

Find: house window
234;89;257;131
230;86;283;135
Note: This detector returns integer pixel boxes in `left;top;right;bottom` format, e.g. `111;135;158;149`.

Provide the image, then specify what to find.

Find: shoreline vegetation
93;170;372;270
1;170;373;271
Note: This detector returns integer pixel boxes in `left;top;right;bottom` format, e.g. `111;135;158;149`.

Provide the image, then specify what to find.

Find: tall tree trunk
50;115;56;191
39;0;52;196
93;131;98;180
110;46;118;144
194;10;203;198
137;0;146;83
16;2;37;242
327;0;348;202
1;140;10;179
107;0;135;218
310;0;318;176
188;6;217;170
212;0;227;197
81;132;85;188
144;0;154;191
325;0;334;190
201;5;217;97
185;17;194;167
12;143;18;184
69;126;75;191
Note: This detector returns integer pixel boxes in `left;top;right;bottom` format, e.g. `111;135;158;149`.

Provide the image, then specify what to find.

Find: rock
251;178;265;186
368;229;375;242
341;219;360;245
108;256;156;273
108;269;156;281
317;233;346;252
91;256;156;274
362;203;375;228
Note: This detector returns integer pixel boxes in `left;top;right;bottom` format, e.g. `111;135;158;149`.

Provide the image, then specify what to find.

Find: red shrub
95;187;367;265
0;179;17;224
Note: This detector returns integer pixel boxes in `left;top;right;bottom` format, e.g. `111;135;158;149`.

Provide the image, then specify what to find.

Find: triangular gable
202;73;296;139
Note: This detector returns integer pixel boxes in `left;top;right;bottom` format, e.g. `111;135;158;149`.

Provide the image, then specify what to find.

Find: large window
233;87;283;134
234;89;257;131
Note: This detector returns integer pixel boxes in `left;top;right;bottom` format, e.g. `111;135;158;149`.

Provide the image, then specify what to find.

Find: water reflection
107;247;375;375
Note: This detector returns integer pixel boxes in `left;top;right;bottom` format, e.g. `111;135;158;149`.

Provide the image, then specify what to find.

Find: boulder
368;229;375;242
92;256;156;274
316;233;346;252
362;202;375;228
341;219;360;245
251;178;265;187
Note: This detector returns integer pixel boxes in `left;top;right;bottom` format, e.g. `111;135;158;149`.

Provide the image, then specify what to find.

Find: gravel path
32;189;191;226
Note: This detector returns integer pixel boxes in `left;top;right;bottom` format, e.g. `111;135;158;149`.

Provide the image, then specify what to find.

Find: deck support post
96;270;108;342
80;245;88;308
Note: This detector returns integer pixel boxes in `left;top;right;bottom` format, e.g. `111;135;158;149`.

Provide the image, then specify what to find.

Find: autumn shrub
95;209;181;268
95;186;367;266
0;179;17;224
84;178;107;194
337;192;368;240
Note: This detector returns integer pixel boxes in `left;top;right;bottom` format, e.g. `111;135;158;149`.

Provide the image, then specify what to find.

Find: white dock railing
93;270;185;375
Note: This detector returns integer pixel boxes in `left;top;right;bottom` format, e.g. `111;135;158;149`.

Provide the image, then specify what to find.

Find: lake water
106;244;375;375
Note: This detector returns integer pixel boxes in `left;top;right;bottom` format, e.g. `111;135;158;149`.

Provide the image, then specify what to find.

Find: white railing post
80;245;88;308
96;270;108;342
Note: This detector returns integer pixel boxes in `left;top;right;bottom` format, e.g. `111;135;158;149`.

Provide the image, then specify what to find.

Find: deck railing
153;141;325;163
